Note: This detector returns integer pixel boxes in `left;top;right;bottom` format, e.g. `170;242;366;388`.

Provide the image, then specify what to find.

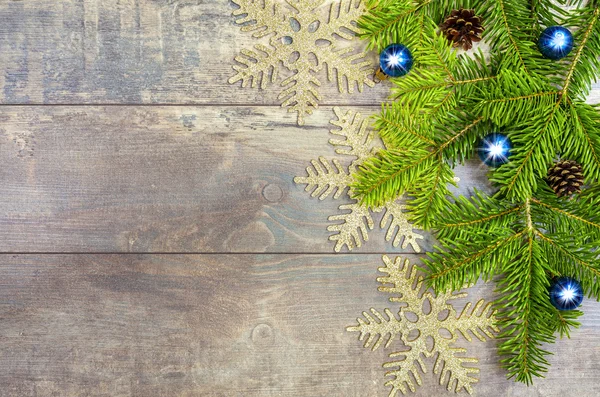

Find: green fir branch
495;234;556;385
353;116;482;228
563;6;600;100
563;102;600;182
550;307;583;339
351;0;600;384
359;0;480;51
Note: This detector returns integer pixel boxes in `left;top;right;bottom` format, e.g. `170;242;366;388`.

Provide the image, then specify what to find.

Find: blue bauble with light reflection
379;44;413;77
550;277;584;311
538;26;574;60
477;133;512;167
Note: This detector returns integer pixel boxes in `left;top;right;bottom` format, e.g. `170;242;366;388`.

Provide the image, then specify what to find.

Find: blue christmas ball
550;277;584;311
477;133;512;167
538;26;574;60
379;44;413;77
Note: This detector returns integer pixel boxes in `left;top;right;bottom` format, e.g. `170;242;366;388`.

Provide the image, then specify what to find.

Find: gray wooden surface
0;254;599;397
0;0;598;396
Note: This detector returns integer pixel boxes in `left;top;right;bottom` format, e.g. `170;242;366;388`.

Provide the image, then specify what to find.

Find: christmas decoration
353;0;600;385
440;9;484;51
549;276;584;311
378;44;414;78
538;26;574;60
347;255;498;395
477;133;512;167
547;160;584;197
229;0;375;125
294;107;423;252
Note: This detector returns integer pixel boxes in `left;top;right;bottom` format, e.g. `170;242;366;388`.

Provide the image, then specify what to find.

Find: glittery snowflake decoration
348;256;498;395
229;0;375;125
294;107;423;252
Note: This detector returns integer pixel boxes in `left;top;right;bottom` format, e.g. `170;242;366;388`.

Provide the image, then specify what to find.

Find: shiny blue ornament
550;277;584;311
477;133;512;167
538;26;574;60
379;44;413;77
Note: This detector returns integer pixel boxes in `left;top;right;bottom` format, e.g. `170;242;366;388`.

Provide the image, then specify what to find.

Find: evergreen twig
354;0;600;383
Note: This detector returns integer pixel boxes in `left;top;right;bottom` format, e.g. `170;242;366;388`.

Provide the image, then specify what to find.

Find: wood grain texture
0;0;390;110
3;0;598;108
0;105;487;253
1;0;599;395
0;254;598;397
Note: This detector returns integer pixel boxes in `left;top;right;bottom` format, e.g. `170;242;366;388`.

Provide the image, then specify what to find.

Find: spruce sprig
353;22;492;228
423;186;600;383
353;0;600;384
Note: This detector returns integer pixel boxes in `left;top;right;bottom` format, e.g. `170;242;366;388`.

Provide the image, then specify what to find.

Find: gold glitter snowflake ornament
348;256;498;395
295;107;423;252
229;0;375;125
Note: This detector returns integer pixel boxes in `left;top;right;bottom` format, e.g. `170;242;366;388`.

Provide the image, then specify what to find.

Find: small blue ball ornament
538;26;574;60
477;133;512;167
550;277;584;311
379;44;413;78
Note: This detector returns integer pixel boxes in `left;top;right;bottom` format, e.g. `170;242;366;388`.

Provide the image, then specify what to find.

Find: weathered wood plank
0;253;597;396
1;0;598;108
0;0;388;109
0;105;486;253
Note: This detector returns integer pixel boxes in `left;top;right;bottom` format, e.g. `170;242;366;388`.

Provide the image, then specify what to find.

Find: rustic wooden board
2;0;595;109
0;0;389;110
0;254;598;397
0;104;489;253
1;0;600;395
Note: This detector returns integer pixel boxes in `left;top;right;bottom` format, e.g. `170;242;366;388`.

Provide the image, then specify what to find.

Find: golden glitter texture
348;256;498;395
294;107;423;252
229;0;375;125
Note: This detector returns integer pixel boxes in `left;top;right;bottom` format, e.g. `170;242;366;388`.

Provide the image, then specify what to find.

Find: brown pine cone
440;9;484;50
547;160;584;197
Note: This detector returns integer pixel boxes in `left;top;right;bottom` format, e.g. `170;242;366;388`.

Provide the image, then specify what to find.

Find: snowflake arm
319;45;375;95
376;256;421;305
432;341;479;394
229;43;287;89
383;347;427;395
450;299;500;342
328;201;374;251
294;157;353;200
279;65;322;126
285;0;325;14
231;0;291;39
317;0;366;40
329;107;379;166
346;307;408;351
376;200;424;251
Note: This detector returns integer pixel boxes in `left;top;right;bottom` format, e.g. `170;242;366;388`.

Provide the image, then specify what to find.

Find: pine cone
440;9;484;50
547;160;584;197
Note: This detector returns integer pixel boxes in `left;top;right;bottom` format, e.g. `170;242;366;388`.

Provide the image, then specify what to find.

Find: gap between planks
0;103;384;107
0;252;400;255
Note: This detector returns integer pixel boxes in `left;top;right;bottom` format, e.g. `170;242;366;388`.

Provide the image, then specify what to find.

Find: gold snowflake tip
229;0;375;125
347;256;499;395
294;107;423;252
